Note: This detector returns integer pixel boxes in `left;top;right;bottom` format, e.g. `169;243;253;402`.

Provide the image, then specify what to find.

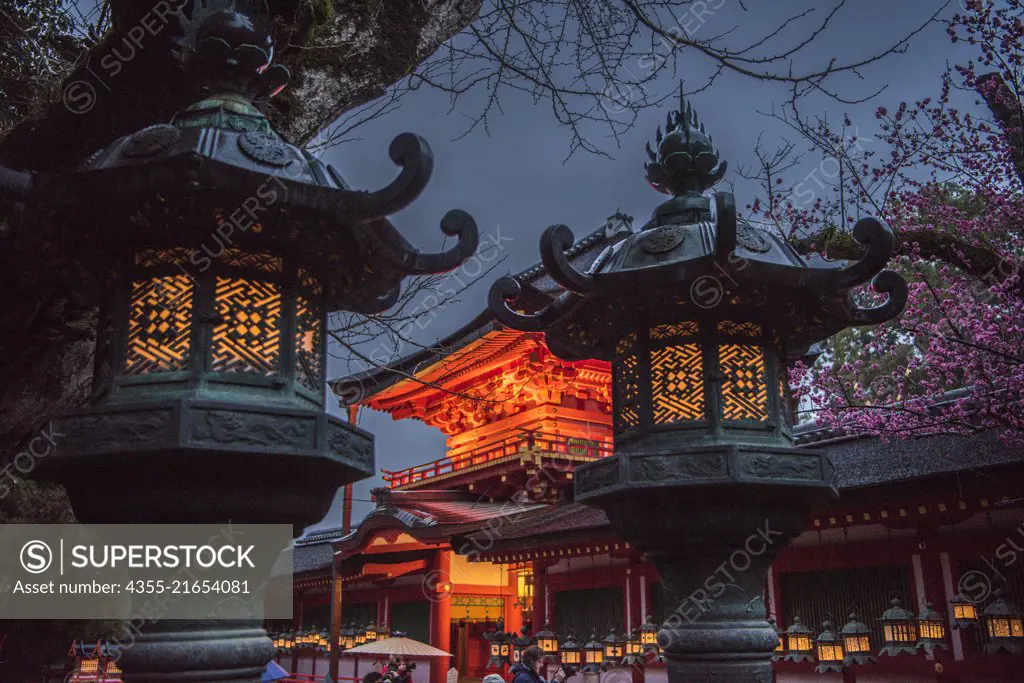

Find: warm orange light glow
651;342;704;422
126;275;194;374
843;635;870;653
883;623;917;643
953;603;978;621
988;616;1024;638
212;276;282;374
561;649;580;665
919;619;945;639
718;343;767;421
816;642;843;662
789;635;812;652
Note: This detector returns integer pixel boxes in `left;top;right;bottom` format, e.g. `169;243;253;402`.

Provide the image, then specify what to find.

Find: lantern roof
983;589;1022;617
603;627;624;644
840;614;871;635
918;601;943;621
488;88;906;361
881;597;916;621
815;621;840;643
561;631;580;649
535;623;558;639
786;616;813;636
0;0;477;316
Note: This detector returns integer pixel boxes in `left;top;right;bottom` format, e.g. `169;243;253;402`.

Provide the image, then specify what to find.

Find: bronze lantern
982;589;1024;654
916;601;948;654
950;593;979;630
488;87;905;683
840;614;876;667
878;597;919;657
783;616;815;663
813;621;844;673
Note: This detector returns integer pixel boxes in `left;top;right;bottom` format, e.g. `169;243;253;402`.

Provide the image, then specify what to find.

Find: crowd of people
361;646;568;683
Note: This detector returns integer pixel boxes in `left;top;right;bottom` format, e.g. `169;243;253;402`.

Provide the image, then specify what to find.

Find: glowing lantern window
365;622;378;643
950;593;979;629
125;273;194;374
113;249;326;394
609;320;779;437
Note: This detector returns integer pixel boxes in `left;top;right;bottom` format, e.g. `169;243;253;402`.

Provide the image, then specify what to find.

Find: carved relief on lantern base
44;398;373;530
574;443;834;501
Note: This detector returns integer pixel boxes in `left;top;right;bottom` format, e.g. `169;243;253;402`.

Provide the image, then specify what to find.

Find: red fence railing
381;429;612;488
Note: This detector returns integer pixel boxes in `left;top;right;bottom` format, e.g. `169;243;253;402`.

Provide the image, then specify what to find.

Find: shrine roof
329;215;634;405
292;488;549;569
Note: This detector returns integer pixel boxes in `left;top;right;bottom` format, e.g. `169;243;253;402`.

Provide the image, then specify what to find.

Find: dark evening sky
309;0;975;527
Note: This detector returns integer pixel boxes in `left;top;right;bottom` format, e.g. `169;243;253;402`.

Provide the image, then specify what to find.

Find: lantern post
1;1;478;680
488;88;906;683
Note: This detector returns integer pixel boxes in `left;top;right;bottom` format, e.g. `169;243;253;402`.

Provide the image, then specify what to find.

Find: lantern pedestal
579;445;828;683
116;620;273;683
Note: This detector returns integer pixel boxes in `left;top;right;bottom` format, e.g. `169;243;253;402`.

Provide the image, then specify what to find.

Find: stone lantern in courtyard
0;0;477;680
488;92;906;682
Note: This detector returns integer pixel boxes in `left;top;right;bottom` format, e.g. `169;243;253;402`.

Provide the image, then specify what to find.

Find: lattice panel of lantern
652;342;704;423
294;268;324;390
718;343;767;421
609;318;781;437
103;248;329;405
125;275;195;374
212;276;283;375
613;333;642;433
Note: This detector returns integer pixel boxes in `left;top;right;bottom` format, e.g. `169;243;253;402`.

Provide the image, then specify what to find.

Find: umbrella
342;636;452;657
262;660;290;682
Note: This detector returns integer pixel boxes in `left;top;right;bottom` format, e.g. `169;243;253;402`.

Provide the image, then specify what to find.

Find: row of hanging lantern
774;589;1024;673
484;616;663;671
270;621;391;655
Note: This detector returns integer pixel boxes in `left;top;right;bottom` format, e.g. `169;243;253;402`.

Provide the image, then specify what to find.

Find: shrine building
287;214;1024;683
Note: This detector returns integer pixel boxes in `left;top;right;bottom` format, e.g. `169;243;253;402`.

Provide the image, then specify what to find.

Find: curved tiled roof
329;214;634;403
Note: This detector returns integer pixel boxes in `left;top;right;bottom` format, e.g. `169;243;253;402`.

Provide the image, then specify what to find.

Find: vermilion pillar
430;550;453;683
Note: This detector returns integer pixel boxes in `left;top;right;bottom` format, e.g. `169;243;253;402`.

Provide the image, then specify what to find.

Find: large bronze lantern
489;90;906;683
0;0;477;680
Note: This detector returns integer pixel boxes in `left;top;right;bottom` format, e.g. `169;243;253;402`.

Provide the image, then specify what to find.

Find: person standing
509;647;565;683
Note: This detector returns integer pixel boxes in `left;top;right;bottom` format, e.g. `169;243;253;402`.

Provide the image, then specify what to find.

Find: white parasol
342;636;452;658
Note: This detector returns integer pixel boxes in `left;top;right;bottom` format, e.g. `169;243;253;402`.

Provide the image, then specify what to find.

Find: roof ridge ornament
174;0;289;103
644;83;727;197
